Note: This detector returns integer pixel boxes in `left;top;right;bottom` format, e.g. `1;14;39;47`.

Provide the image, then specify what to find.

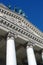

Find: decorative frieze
0;16;43;46
0;7;43;38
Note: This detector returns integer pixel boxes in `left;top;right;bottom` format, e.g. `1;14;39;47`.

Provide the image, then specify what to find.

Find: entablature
0;5;43;39
0;16;43;48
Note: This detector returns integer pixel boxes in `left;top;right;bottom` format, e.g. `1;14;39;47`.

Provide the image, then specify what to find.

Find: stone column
26;45;37;65
6;33;17;65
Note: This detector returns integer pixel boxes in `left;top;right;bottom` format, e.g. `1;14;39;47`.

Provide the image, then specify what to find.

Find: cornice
0;6;43;38
0;16;43;48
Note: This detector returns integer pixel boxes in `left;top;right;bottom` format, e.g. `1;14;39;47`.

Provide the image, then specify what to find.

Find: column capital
7;32;14;40
27;41;35;47
7;32;18;39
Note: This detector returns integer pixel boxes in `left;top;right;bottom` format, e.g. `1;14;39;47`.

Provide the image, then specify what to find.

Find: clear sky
0;0;43;32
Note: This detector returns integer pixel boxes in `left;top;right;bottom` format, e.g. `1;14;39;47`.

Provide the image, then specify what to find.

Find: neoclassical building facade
0;4;43;65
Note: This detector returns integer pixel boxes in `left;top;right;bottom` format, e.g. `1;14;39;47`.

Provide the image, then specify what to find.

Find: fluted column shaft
26;45;37;65
6;33;17;65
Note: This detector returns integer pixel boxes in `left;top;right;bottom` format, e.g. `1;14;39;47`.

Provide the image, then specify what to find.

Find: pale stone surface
26;46;37;65
6;36;17;65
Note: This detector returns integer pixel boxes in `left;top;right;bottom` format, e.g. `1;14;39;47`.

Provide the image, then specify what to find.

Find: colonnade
6;33;43;65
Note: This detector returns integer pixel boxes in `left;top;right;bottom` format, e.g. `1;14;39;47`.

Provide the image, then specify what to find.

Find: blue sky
0;0;43;32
